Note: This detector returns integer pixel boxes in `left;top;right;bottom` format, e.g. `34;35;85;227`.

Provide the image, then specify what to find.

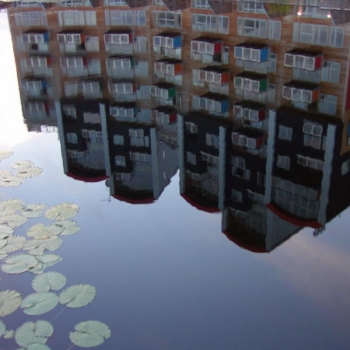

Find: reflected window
113;134;124;145
231;189;243;203
115;155;126;167
66;133;78;144
276;155;290;170
278;126;293;141
186;152;196;165
153;11;181;28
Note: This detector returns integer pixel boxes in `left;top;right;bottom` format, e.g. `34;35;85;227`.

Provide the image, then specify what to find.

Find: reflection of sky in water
1;11;350;350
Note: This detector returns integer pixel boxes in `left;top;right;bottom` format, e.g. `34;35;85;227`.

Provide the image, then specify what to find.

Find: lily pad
0;214;27;228
0;170;12;178
36;254;62;267
21;204;47;218
0;150;14;160
3;329;14;339
32;272;67;292
48;220;80;236
24;237;62;255
0;290;22;316
0;237;7;249
11;160;34;169
0;177;24;187
69;321;111;348
2;254;38;274
0;236;27;254
21;292;59;315
14;320;53;348
0;199;24;213
45;203;79;221
28;344;51;350
27;224;53;240
0;225;14;239
17;167;43;179
0;320;5;337
59;284;96;308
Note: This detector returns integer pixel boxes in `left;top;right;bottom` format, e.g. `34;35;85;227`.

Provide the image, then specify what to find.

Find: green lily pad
27;224;53;240
24;237;62;254
11;160;34;169
59;284;96;308
0;150;14;160
17;167;43;179
0;214;27;228
0;177;24;187
0;236;26;254
0;237;7;248
69;321;111;348
21;292;59;315
48;220;80;236
3;329;14;339
32;272;67;292
0;290;22;316
15;321;53;348
2;254;38;274
0;199;24;213
21;204;47;218
0;225;14;239
45;203;79;221
28;344;51;350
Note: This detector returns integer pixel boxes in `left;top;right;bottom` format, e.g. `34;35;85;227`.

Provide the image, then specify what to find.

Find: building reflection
8;0;350;251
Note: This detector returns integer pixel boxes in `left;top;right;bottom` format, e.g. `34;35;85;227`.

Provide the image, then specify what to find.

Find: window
232;157;250;179
268;53;276;73
113;134;124;145
237;0;264;13
201;152;219;165
231;189;243;203
297;155;324;171
62;105;76;118
341;160;350;175
15;11;47;27
268;21;281;41
58;11;96;26
191;0;210;9
237;18;267;38
304;134;322;149
115;155;126;167
192;14;229;34
83;112;100;124
303;121;322;136
293;23;344;48
321;61;340;83
66;133;78;144
205;133;219;148
185;122;198;134
105;0;127;5
130;152;151;162
153;11;181;28
282;86;313;103
319;94;337;115
109;82;134;94
105;10;146;26
276;155;290;170
186;152;196;165
278;126;293;141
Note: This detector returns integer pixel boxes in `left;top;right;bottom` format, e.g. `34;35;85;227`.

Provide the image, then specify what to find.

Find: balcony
192;92;229;118
104;32;133;55
20;31;49;53
108;81;136;102
150;83;176;106
151;106;177;125
282;80;320;104
233;101;266;125
58;32;85;53
234;43;269;63
109;102;139;122
106;56;135;79
232;128;265;156
153;33;182;59
191;37;223;64
21;55;52;76
284;49;323;71
154;59;182;85
60;56;101;77
234;72;268;93
21;78;48;97
64;79;103;98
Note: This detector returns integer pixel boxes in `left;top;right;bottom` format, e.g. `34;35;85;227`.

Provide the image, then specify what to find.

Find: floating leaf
0;170;12;178
27;224;53;240
0;236;26;254
0;199;24;212
28;263;46;275
0;237;7;249
11;160;34;169
59;284;96;308
0;177;24;187
3;329;14;339
0;214;27;228
2;254;38;274
34;254;62;270
0;150;14;160
0;225;13;239
45;223;63;236
17;167;43;179
32;272;67;292
45;203;79;221
21;292;59;315
0;320;5;337
69;321;111;348
48;220;80;236
15;321;53;348
0;290;22;316
21;204;47;218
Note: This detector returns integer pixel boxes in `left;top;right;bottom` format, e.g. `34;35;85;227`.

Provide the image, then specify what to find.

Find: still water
1;4;350;350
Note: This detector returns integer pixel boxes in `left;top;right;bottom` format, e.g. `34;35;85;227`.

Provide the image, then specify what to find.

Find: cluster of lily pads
0;151;43;188
0;150;111;349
